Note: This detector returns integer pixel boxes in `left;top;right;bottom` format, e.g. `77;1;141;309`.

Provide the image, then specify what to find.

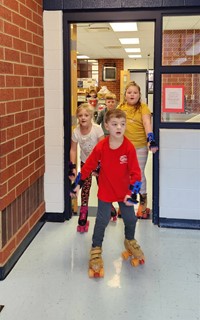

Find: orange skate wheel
122;250;130;260
99;268;104;277
136;205;143;218
88;268;95;278
130;258;140;267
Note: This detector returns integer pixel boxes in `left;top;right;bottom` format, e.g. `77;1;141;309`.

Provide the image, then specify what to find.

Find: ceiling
76;16;200;60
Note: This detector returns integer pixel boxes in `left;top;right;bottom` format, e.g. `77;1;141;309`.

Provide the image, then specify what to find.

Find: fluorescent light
77;55;90;59
128;54;142;58
119;38;139;44
110;22;137;32
125;48;141;53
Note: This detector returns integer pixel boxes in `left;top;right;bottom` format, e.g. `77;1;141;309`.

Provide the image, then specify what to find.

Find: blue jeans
92;199;137;248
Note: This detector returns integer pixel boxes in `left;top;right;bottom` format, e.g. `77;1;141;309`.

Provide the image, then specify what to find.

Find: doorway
64;13;159;218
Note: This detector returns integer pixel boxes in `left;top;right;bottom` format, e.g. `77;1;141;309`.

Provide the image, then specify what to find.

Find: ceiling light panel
128;54;142;58
119;38;139;44
125;48;141;53
110;22;137;32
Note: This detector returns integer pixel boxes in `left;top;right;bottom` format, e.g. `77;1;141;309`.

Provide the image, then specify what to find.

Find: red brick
7;124;21;140
8;172;23;190
14;64;27;75
15;111;29;124
22;76;34;87
23;141;34;156
6;100;21;114
4;21;20;37
15;88;28;100
22;120;34;133
0;33;12;48
6;75;21;87
0;61;13;74
1;164;15;180
22;99;34;110
29;87;39;98
0;183;8;199
3;0;19;12
7;149;22;166
12;12;26;29
1;140;14;155
16;133;29;148
0;5;12;22
20;52;33;65
19;4;32;20
23;163;35;180
1;114;14;128
0;75;5;87
28;66;38;76
5;48;20;62
27;20;38;34
15;156;29;172
20;28;32;43
0;88;14;101
0;103;6;116
13;38;26;52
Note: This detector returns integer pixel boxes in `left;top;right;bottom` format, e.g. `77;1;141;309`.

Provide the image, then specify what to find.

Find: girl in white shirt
69;103;104;231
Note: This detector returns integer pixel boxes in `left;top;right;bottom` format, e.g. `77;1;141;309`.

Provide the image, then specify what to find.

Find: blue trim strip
159;218;200;230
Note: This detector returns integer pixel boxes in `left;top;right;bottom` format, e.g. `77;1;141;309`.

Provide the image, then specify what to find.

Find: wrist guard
128;181;142;204
147;132;158;150
71;172;84;193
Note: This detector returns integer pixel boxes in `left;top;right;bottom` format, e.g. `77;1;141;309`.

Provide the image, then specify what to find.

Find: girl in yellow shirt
117;81;158;218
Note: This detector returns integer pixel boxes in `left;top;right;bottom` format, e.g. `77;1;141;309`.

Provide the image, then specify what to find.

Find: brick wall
98;59;124;102
0;0;45;267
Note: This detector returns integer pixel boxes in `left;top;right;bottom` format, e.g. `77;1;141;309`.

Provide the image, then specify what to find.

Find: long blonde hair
118;81;142;110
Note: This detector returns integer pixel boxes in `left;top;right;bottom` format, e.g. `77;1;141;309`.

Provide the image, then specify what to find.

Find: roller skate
136;193;151;219
88;246;104;278
122;239;145;267
77;205;89;233
110;205;117;222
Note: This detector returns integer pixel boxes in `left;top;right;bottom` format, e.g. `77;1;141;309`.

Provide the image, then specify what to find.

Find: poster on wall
163;85;184;113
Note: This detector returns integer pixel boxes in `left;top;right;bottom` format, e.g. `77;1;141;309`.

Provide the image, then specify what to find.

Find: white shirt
72;123;104;163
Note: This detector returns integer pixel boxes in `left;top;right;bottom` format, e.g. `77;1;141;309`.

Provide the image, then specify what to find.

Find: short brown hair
104;109;126;123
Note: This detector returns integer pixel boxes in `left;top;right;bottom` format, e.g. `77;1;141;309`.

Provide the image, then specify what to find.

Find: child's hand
68;168;77;181
70;185;80;198
124;195;135;206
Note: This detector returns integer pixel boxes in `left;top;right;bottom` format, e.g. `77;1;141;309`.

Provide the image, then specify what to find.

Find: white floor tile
0;218;199;320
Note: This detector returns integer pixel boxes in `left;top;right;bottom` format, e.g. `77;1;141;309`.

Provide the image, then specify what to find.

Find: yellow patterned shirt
117;103;151;148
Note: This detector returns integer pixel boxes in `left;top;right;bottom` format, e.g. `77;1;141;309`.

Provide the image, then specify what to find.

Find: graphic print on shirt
80;135;94;158
119;155;128;164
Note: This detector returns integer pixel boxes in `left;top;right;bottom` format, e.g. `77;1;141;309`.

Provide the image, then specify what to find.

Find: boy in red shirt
71;109;144;277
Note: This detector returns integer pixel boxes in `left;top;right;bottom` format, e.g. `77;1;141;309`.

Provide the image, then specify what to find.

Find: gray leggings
92;199;137;248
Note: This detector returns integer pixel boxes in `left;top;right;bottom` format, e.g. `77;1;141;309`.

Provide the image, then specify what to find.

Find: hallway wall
0;0;45;277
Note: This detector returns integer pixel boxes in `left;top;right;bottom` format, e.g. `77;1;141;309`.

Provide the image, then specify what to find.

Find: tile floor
0;217;199;320
0;153;199;320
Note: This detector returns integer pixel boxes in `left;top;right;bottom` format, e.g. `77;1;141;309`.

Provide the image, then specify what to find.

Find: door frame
63;9;161;222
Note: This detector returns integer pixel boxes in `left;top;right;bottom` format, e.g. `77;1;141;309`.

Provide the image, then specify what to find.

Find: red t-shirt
80;136;141;202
